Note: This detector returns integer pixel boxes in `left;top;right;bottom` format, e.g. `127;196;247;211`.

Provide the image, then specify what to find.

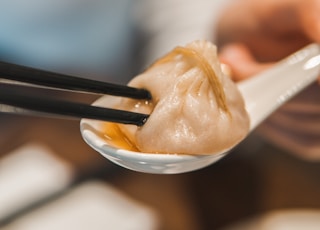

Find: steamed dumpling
113;40;250;155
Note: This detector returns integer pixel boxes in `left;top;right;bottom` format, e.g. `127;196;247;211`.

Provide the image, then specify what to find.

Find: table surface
1;104;320;230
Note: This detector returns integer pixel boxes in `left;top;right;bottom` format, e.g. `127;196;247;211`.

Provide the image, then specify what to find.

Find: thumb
219;43;273;82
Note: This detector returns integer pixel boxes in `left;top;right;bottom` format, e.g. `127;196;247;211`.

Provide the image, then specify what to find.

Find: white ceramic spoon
80;43;320;174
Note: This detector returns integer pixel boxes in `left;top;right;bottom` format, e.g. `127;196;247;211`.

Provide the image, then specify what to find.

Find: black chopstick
0;83;149;126
0;61;151;100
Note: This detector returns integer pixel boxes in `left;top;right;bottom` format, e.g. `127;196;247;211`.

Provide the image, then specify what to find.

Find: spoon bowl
80;43;320;174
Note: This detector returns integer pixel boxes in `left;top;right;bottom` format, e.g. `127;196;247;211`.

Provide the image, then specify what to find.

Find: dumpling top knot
150;44;231;117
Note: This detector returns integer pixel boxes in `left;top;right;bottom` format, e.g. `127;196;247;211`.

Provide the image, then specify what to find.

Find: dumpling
112;40;250;155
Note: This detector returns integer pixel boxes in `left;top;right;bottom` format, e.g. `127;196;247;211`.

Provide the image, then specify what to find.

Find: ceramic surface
81;43;320;174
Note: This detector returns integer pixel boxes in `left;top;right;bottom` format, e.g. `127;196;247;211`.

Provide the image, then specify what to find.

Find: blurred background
1;0;320;229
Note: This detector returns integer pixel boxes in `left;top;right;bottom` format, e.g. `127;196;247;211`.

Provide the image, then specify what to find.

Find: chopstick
0;83;149;126
0;61;151;100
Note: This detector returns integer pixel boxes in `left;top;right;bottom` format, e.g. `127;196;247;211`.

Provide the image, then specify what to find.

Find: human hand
216;0;320;83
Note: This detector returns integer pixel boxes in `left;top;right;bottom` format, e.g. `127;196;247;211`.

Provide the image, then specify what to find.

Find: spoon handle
237;43;320;131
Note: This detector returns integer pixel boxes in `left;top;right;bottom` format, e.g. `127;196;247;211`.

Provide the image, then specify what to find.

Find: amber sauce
102;122;139;151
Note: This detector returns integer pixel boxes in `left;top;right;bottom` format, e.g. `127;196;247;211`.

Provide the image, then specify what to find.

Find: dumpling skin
115;40;250;155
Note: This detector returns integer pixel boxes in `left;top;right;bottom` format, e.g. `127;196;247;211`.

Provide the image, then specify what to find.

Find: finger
297;0;320;43
219;43;274;82
296;0;320;86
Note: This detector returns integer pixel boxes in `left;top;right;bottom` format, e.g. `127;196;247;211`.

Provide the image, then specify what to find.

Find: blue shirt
0;0;135;84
